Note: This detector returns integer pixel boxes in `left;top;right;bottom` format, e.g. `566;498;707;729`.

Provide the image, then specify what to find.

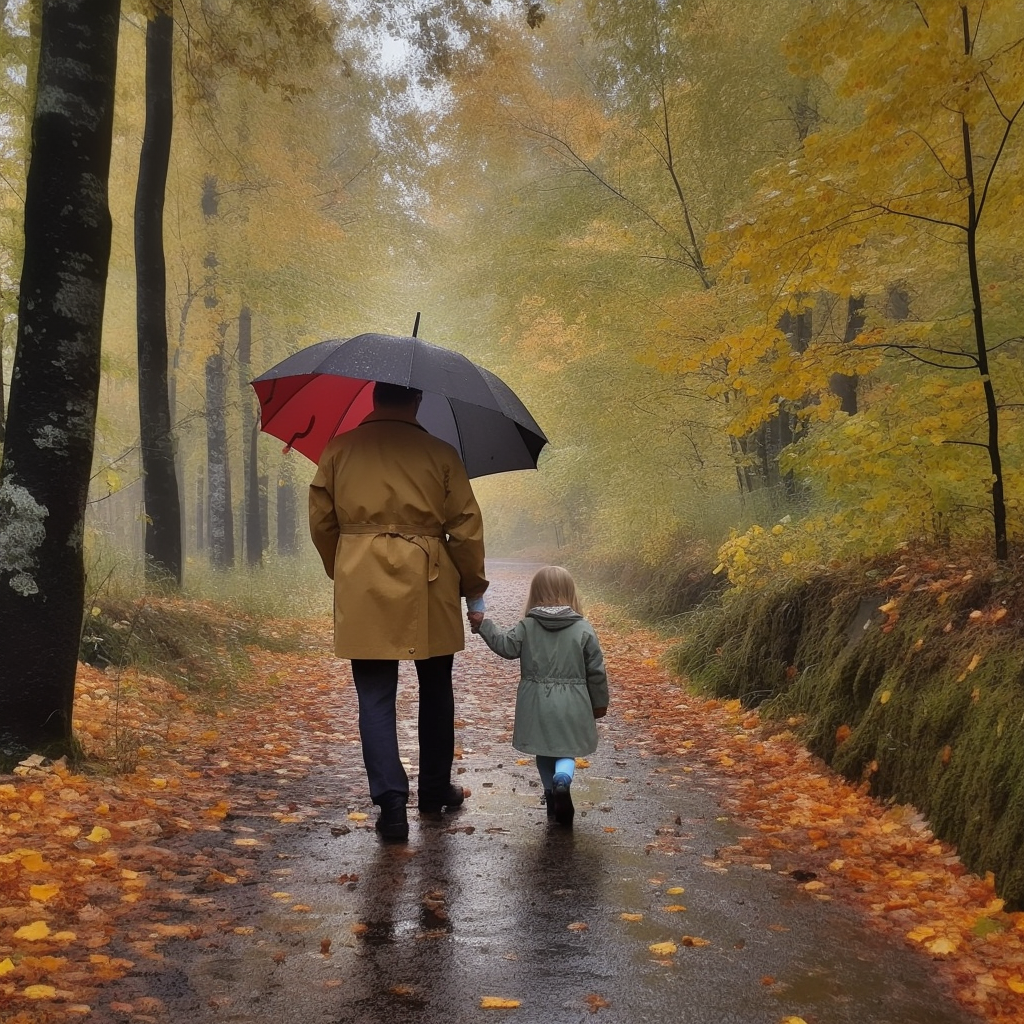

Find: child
470;566;608;826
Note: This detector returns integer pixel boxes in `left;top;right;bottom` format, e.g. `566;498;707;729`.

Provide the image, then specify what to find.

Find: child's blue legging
536;755;576;790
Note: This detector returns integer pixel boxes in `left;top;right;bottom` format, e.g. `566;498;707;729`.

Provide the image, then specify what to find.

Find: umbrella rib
325;379;371;444
255;373;321;432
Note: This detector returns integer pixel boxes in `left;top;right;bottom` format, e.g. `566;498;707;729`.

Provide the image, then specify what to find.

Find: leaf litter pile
1;574;1022;1022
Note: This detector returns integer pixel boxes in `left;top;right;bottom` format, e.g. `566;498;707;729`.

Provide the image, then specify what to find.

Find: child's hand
593;706;607;719
467;611;484;633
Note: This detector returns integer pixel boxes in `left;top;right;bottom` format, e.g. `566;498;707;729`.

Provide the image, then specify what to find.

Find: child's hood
527;605;583;631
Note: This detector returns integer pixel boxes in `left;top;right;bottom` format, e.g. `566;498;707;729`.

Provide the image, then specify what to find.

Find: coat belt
338;523;445;582
338;523;445;538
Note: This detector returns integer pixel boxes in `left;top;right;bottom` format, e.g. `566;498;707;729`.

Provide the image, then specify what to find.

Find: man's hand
467;611;484;633
593;706;607;719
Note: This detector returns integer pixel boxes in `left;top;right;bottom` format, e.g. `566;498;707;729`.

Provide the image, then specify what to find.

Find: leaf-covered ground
1;569;1022;1022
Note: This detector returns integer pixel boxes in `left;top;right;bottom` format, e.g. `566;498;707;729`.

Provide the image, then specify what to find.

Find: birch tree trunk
0;0;121;759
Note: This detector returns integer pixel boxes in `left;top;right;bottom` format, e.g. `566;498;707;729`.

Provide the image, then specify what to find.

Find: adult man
309;381;488;841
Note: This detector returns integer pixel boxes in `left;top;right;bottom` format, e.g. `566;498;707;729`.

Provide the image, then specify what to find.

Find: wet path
114;567;981;1024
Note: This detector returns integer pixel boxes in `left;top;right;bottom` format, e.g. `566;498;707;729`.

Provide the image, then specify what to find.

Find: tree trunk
277;462;298;555
205;340;234;568
195;467;205;553
0;0;121;760
135;6;182;586
960;5;1007;562
829;295;864;416
237;305;262;566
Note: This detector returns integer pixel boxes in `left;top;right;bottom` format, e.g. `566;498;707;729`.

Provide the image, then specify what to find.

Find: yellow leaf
347;812;368;822
879;690;891;705
665;886;685;895
233;838;260;847
271;892;292;899
781;1018;809;1024
29;883;61;902
14;920;50;941
24;984;58;999
1007;976;1024;994
53;931;77;942
663;904;687;912
0;957;15;975
648;941;677;956
19;852;49;871
906;925;935;942
480;996;521;1009
620;913;643;922
575;758;590;769
85;826;111;843
233;927;255;936
925;936;958;955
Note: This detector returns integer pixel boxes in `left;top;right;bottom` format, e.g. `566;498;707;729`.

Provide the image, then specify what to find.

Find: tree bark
237;304;262;566
277;462;298;556
135;6;182;586
0;0;121;759
205;339;234;568
960;4;1007;562
829;295;864;416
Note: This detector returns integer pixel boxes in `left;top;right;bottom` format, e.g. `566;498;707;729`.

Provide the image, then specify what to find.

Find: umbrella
251;333;548;478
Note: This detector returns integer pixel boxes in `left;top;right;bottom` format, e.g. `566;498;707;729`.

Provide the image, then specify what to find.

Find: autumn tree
0;0;121;758
710;0;1024;564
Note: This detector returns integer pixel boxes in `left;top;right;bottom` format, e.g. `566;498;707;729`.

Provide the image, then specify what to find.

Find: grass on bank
668;546;1024;909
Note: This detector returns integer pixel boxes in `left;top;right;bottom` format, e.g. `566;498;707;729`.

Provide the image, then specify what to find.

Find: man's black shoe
417;784;467;815
374;795;409;841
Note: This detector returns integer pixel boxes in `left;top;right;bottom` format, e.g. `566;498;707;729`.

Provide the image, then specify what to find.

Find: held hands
467;610;484;633
593;706;607;719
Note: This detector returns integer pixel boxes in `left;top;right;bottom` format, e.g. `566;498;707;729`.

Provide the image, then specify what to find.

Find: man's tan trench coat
308;413;488;660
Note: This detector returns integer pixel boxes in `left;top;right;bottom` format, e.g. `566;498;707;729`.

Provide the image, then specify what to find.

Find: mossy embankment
669;551;1024;909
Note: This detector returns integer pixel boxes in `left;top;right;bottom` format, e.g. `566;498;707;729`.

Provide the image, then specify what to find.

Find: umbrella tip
412;311;421;337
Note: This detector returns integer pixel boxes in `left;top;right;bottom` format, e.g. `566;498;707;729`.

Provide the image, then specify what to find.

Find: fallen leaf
320;938;332;955
680;936;711;947
347;812;368;821
583;993;611;1012
85;826;111;843
567;922;589;932
665;886;685;895
28;883;60;902
620;913;643;922
14;920;50;941
648;941;677;956
480;996;521;1009
0;958;15;976
24;984;58;999
662;905;687;913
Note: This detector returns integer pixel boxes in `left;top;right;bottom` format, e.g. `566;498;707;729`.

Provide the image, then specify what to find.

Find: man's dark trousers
350;655;456;806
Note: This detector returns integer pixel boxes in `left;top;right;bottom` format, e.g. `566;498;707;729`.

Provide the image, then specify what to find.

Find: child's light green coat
477;606;609;757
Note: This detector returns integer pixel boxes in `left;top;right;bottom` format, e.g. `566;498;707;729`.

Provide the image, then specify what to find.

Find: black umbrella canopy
252;333;548;478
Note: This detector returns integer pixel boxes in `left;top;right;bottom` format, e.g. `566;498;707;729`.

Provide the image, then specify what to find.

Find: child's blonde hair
525;565;583;615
